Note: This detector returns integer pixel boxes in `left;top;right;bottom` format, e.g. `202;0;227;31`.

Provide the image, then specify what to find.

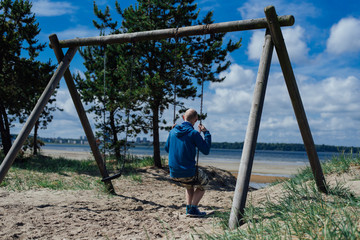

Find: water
43;143;338;165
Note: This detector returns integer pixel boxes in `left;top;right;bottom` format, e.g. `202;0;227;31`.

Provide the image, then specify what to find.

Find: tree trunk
33;120;39;155
109;110;121;161
152;104;162;168
0;103;12;155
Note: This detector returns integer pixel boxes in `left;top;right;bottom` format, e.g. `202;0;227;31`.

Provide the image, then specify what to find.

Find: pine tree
118;0;241;167
75;3;146;161
117;0;200;167
0;0;46;155
81;0;241;168
16;60;60;155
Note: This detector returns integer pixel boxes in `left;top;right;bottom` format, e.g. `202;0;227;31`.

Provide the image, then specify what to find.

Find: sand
41;149;94;161
1;150;360;239
0;166;237;239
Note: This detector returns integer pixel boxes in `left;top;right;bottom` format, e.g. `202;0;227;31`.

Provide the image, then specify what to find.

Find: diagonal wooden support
228;29;274;229
0;47;78;183
49;34;115;194
264;6;327;193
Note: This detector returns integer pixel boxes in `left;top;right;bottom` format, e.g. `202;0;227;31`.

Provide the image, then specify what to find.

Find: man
165;108;211;217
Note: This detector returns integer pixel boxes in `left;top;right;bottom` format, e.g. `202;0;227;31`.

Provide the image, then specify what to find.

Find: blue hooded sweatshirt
165;121;211;178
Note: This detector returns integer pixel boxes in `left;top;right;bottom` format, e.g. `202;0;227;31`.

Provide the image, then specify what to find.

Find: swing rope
171;31;207;185
123;43;134;168
173;28;179;125
193;33;207;184
103;45;107;160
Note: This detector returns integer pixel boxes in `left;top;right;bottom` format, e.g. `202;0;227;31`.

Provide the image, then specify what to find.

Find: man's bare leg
191;188;205;206
186;187;194;205
186;188;205;206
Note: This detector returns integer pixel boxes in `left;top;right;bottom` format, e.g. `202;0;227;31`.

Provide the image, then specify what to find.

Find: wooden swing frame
0;6;326;228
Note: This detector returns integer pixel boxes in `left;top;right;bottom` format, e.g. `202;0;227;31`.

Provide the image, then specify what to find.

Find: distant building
136;137;141;143
143;137;148;143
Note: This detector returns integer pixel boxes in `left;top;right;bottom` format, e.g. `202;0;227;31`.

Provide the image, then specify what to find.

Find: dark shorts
172;168;209;190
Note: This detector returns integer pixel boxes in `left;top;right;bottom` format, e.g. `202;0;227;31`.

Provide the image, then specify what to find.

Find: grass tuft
204;153;360;239
0;154;157;191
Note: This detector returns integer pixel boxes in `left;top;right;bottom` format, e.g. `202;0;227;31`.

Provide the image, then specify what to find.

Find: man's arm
165;134;170;153
195;125;211;155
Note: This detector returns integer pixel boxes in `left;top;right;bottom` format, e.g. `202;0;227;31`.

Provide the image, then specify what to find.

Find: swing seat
173;170;201;186
101;171;122;182
173;177;201;187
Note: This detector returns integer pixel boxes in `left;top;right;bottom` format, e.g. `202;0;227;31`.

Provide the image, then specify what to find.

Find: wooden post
50;15;294;49
228;30;274;229
0;47;78;183
264;6;327;193
49;34;115;194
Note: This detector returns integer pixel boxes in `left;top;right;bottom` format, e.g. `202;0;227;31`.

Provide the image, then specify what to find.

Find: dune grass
204;152;360;239
0;154;158;191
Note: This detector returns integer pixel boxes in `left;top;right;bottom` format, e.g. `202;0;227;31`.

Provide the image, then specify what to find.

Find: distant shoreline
41;141;359;153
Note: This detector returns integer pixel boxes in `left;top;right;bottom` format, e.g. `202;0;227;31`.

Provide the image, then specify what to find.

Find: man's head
183;108;198;125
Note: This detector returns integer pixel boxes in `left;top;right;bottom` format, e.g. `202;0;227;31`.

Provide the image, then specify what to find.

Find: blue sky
17;0;359;147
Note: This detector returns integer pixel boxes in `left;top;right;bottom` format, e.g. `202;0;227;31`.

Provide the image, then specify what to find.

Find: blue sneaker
186;205;206;217
186;205;192;215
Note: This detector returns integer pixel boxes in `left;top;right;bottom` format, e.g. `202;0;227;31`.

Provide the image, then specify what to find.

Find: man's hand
198;124;207;132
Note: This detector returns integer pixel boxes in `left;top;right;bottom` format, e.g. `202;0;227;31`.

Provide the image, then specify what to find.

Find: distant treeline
155;141;358;153
210;142;359;153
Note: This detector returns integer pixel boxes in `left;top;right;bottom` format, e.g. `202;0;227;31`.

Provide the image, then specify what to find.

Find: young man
165;108;211;217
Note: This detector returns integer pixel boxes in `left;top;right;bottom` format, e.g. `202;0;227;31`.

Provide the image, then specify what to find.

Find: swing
101;44;133;182
172;33;207;186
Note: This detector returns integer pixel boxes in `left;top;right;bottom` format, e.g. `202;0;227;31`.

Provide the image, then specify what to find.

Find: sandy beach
40;149;305;184
2;150;359;239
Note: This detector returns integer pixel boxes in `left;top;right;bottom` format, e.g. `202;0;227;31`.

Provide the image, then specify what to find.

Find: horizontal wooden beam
50;15;294;48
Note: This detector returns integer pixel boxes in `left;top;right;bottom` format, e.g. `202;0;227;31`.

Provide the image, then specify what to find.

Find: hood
174;122;194;137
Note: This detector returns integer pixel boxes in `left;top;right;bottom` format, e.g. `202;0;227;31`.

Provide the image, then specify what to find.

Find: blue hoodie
165;121;211;178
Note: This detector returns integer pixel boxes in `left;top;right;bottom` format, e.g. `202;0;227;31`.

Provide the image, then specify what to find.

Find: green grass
204;153;360;239
0;154;158;191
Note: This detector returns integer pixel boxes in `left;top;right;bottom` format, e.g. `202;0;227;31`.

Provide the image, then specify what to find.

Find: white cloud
326;17;360;55
32;0;78;17
247;26;309;63
213;64;255;89
197;58;360;146
238;0;318;20
282;26;309;63
301;76;360;115
73;68;85;79
260;116;297;130
207;64;255;114
56;89;78;118
56;25;100;40
247;31;264;60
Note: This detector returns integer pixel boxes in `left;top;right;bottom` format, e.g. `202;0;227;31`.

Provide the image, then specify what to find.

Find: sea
42;143;339;165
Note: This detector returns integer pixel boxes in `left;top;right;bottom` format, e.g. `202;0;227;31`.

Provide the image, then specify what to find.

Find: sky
14;0;360;147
